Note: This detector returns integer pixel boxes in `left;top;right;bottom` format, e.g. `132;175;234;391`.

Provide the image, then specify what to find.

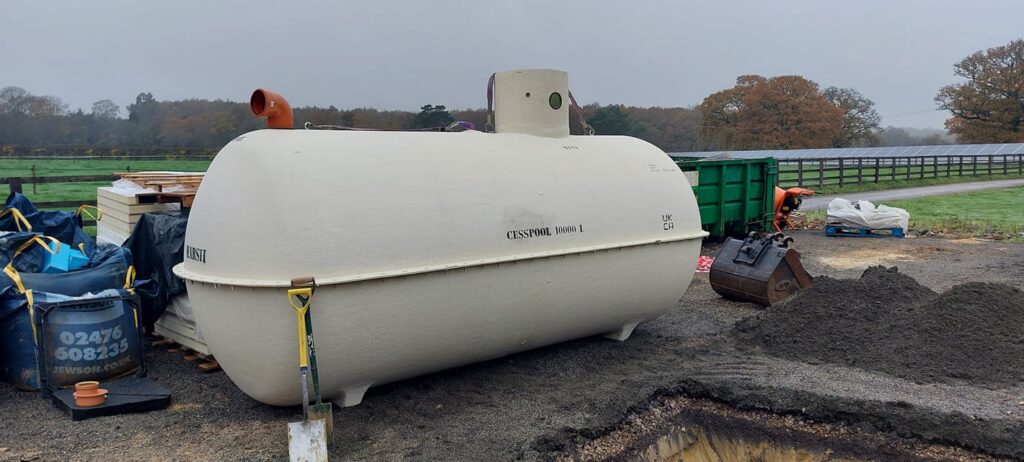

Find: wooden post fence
818;161;824;189
774;154;1023;188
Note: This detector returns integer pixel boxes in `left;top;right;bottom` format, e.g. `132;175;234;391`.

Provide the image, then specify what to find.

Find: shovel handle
288;288;313;368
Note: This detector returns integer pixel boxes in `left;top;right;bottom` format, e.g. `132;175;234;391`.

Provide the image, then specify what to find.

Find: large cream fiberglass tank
173;69;707;406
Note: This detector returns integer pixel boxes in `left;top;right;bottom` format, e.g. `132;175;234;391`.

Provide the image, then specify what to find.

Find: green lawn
4;158;212;206
792;172;1024;195
3;158;212;237
4;158;211;177
804;186;1024;241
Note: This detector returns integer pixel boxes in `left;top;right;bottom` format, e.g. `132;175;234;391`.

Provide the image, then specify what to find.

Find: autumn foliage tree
700;75;879;150
936;38;1024;143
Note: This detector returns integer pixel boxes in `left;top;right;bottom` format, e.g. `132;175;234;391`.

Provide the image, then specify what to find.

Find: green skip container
674;157;778;238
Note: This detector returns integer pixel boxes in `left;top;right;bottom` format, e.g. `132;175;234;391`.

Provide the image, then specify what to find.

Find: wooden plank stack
114;172;205;208
150;335;220;372
95;172;204;245
96;187;179;244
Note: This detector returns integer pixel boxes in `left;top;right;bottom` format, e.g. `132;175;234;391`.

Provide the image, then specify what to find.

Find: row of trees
1;38;1020;152
0;86;951;153
0;88;708;151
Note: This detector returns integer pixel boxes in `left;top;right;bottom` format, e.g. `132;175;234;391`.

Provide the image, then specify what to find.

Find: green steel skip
674;158;778;237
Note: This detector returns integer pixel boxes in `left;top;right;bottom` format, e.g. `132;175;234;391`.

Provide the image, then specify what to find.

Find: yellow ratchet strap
25;290;38;344
76;205;103;221
3;236;60;294
2;264;25;294
124;265;137;289
0;208;32;232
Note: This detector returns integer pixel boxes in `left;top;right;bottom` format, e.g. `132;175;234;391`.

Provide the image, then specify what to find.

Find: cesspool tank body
173;69;707;406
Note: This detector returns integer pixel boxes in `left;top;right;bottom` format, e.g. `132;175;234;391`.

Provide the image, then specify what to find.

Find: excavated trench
554;394;1008;462
553;266;1024;461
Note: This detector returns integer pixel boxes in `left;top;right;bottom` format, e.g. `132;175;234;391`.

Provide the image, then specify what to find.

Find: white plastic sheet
165;294;204;341
826;198;910;230
110;178;156;194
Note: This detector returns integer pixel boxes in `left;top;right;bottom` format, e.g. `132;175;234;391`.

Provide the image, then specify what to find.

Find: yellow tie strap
0;208;32;232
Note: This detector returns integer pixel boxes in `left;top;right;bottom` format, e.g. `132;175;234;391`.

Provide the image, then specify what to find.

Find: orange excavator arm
773;187;816;232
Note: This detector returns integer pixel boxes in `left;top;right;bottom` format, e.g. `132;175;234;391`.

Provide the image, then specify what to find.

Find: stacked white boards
95;186;179;245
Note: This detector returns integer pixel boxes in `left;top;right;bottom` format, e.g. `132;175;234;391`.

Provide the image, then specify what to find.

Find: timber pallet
115;172;204;208
825;224;905;238
149;335;221;372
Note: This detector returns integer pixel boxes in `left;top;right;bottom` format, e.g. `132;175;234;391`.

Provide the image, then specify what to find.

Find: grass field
4;159;212;205
789;172;1024;195
3;158;212;236
4;159;211;177
803;186;1024;241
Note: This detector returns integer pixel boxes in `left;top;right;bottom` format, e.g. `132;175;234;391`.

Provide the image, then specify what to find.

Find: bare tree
91;99;121;118
0;86;30;114
23;95;68;117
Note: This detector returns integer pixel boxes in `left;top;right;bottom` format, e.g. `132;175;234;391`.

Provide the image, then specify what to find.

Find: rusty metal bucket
709;232;812;306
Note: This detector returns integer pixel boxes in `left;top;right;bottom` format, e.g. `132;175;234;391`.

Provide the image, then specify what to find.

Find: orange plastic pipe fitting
250;88;293;129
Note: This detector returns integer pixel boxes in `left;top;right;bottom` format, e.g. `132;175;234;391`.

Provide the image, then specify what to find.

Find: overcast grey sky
2;0;1022;129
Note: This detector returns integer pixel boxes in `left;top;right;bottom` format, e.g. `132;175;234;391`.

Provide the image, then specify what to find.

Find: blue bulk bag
1;246;132;320
0;245;134;390
1;193;96;257
1;289;143;390
0;232;49;273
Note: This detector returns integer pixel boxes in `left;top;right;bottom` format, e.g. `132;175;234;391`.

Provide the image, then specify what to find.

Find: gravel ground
1;231;1022;461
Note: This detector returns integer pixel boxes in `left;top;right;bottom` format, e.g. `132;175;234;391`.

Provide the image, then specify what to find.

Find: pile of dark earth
734;265;1024;388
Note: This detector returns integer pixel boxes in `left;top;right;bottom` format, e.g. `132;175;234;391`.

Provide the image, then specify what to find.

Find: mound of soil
735;266;1024;387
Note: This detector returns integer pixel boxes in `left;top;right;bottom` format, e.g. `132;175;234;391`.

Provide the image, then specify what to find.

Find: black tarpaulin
123;211;188;330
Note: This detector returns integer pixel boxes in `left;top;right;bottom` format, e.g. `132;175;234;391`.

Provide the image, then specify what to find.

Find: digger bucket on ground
709;232;812;306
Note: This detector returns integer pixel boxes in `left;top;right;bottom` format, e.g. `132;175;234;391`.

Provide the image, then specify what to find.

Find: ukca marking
506;224;585;240
662;214;674;231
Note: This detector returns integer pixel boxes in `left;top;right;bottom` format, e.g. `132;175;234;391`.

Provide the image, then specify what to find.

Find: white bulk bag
827;198;910;230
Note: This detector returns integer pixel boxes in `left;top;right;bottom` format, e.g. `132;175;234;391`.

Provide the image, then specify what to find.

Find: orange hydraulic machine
773;187;815;232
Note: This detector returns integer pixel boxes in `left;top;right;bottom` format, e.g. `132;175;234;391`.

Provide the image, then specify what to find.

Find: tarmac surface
801;178;1024;210
1;231;1023;461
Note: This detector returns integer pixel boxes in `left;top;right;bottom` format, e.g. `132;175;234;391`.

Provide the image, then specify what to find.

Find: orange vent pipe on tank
250;88;293;129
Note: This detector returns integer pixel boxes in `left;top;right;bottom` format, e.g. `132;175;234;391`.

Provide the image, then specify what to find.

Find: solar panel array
670;143;1024;159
